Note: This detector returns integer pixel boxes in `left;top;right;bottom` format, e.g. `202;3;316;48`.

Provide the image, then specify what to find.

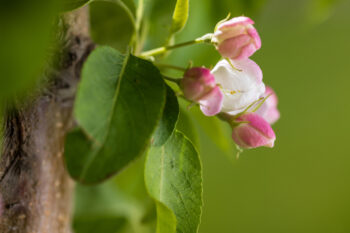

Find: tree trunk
0;7;94;233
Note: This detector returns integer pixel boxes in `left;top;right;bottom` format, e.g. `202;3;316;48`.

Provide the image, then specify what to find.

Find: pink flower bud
213;16;261;60
180;67;224;116
256;86;280;124
232;113;276;149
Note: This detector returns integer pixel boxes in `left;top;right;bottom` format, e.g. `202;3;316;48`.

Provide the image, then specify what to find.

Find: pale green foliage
145;131;202;233
170;0;190;34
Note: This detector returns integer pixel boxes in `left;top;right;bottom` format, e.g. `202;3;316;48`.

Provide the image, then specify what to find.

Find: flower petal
199;86;224;116
217;16;255;30
212;59;265;114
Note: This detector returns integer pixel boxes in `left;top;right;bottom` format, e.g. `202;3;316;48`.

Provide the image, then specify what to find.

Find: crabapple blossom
211;58;265;115
232;112;276;148
213;16;261;60
256;86;280;124
180;67;224;116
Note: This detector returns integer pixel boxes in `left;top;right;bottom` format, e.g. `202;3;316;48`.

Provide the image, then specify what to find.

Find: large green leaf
152;85;179;147
145;131;203;233
154;202;176;233
90;0;135;53
65;46;166;183
170;0;189;34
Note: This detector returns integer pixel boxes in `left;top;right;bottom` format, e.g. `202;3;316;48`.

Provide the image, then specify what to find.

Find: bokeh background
164;0;350;232
2;0;350;232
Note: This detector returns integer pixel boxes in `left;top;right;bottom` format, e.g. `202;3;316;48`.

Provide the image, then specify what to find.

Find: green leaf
152;85;179;147
90;0;135;53
154;202;176;233
145;131;203;233
65;46;166;183
170;0;189;34
61;0;91;11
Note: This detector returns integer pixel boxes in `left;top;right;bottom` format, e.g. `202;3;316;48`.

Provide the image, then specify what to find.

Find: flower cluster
180;16;280;149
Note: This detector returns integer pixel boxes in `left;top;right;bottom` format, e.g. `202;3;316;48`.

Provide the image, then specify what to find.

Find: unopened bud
232;113;276;148
213;16;261;60
180;67;223;116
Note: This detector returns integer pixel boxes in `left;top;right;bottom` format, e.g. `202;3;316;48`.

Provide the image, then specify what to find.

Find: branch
0;6;94;233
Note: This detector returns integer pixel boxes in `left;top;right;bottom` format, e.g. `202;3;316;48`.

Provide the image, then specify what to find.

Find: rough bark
0;7;94;233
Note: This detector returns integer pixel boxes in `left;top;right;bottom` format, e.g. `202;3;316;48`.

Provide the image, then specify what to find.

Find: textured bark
0;7;94;233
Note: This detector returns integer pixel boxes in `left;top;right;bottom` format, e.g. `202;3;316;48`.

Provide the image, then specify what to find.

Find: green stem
139;33;213;58
156;63;187;72
217;113;236;125
162;75;181;84
133;0;144;53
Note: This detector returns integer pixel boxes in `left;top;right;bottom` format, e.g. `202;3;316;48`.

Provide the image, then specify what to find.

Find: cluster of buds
180;16;280;149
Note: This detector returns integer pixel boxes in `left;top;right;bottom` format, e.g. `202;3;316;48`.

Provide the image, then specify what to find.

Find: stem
0;7;93;233
135;0;144;32
162;75;181;84
217;112;236;125
140;33;213;58
135;0;144;42
156;63;187;72
252;94;271;112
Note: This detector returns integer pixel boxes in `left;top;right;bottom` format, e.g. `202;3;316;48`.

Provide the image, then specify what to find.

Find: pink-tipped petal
217;16;255;30
234;124;275;148
237;113;276;139
231;59;263;83
232;113;276;148
214;25;247;43
264;108;280;125
234;43;258;60
181;67;216;101
218;34;252;59
247;26;261;49
199;86;224;116
265;86;278;106
255;86;280;124
214;16;261;59
211;59;265;114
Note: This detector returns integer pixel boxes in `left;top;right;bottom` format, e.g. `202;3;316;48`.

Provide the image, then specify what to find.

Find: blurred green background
172;0;350;232
2;0;350;232
162;0;350;232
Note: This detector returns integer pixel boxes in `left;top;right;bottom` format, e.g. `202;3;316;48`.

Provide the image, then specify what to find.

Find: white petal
212;59;265;114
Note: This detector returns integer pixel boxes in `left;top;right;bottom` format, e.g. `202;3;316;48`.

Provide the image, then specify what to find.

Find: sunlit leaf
170;0;189;34
65;46;166;183
145;131;202;233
